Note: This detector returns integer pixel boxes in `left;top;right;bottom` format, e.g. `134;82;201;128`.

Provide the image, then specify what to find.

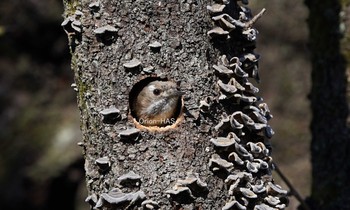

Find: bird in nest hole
134;80;184;127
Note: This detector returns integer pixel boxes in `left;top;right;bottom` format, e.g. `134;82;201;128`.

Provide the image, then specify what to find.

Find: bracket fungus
210;136;236;148
264;125;275;139
123;58;142;70
240;187;258;199
258;103;273;119
209;154;234;173
245;161;259;173
165;186;194;204
166;173;209;203
214;115;231;132
88;1;100;10
222;200;247;210
212;14;237;30
85;194;98;206
267;182;288;196
94;25;118;34
95;188;146;208
71;83;78;92
94;25;118;45
213;64;234;77
251;180;266;194
225;172;253;185
118;128;141;142
248;111;267;124
206;4;226;14
218;79;238;94
207;27;230;38
264;195;280;206
205;1;289;209
199;97;213;113
95;156;111;172
100;106;121;124
117;171;142;187
243;28;258;41
228;179;241;195
61;16;82;34
247;142;263;154
228;152;244;165
254;203;277;210
141;200;160;209
142;66;155;74
148;41;162;52
174;175;209;198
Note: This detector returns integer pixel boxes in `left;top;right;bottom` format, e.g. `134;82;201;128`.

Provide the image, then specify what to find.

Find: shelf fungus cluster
61;11;83;35
61;10;83;50
166;174;209;204
206;0;288;209
94;188;146;209
87;171;147;209
99;106;122;124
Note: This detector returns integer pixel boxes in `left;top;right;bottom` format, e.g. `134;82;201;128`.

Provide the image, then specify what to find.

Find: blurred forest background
0;0;310;209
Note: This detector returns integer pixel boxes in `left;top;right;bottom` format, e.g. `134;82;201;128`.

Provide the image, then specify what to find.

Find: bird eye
153;89;161;95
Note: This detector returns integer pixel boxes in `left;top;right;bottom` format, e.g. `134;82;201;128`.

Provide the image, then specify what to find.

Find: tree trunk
305;0;350;209
62;0;288;209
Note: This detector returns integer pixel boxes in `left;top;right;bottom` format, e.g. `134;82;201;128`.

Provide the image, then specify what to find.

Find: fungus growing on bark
165;186;194;204
95;188;146;208
209;154;234;172
100;106;121;124
148;41;162;52
94;25;118;45
123;58;142;69
205;2;288;208
118;128;141;142
117;171;142;187
206;4;226;14
141;200;160;209
207;27;230;38
95;156;111;172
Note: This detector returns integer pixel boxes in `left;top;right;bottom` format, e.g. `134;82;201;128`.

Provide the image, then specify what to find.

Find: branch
245;8;266;29
274;162;311;210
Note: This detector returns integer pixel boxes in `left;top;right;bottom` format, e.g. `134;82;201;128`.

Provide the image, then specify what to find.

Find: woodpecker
134;80;184;126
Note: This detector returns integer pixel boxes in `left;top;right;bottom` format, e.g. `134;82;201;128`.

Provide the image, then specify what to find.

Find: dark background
0;0;310;209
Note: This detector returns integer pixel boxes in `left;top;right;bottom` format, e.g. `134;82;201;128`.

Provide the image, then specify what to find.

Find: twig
273;162;311;210
245;8;266;29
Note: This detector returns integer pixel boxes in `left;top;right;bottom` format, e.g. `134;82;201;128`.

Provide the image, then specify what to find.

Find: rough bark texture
62;0;288;209
305;0;350;209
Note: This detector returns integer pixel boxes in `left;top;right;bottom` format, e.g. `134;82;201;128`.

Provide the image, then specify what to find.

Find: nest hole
129;77;184;131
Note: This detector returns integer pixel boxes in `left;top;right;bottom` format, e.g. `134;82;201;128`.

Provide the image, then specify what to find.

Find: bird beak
171;89;185;97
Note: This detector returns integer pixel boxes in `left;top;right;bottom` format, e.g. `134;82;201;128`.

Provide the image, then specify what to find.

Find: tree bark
62;0;288;209
305;0;350;209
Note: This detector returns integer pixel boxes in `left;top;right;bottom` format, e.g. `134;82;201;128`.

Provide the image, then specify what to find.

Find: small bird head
134;80;184;126
145;81;184;99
